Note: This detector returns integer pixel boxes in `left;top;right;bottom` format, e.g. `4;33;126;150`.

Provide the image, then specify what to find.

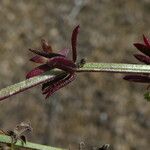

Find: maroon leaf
123;75;150;83
26;64;51;79
41;39;53;53
134;43;150;57
42;73;76;98
71;25;80;62
30;55;47;64
134;54;150;64
143;35;150;47
29;49;64;58
42;73;67;91
47;57;76;73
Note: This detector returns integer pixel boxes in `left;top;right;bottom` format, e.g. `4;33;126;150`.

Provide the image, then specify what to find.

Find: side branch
0;134;65;150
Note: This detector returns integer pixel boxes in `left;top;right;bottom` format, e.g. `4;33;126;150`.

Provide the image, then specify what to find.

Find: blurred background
0;0;150;149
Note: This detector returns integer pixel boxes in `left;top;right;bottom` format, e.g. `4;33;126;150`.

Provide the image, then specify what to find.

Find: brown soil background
0;0;150;149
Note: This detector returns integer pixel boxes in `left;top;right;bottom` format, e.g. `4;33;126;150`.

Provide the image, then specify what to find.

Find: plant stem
0;70;65;101
0;62;150;101
77;63;150;74
0;134;65;150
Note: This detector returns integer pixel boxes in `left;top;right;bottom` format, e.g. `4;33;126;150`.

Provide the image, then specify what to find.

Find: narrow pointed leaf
29;49;64;58
30;55;47;64
43;73;76;99
71;25;80;62
123;75;150;83
134;43;150;57
26;64;51;79
42;73;67;91
134;54;150;64
143;35;150;47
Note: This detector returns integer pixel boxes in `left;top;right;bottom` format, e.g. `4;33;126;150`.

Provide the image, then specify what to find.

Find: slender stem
0;70;64;101
77;63;150;74
0;135;65;150
0;62;150;101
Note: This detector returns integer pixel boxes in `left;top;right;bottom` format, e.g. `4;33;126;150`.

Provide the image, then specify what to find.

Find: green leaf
144;92;150;101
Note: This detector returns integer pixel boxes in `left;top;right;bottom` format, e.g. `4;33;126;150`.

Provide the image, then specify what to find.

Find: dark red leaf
47;57;76;73
71;25;80;62
143;35;150;47
42;73;67;91
134;43;150;57
30;55;47;64
134;54;150;64
26;64;51;79
42;73;76;98
29;49;64;58
123;75;150;83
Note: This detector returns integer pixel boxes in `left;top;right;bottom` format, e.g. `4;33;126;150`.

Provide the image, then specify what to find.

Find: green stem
77;63;150;74
0;135;65;150
0;70;64;101
0;62;150;101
